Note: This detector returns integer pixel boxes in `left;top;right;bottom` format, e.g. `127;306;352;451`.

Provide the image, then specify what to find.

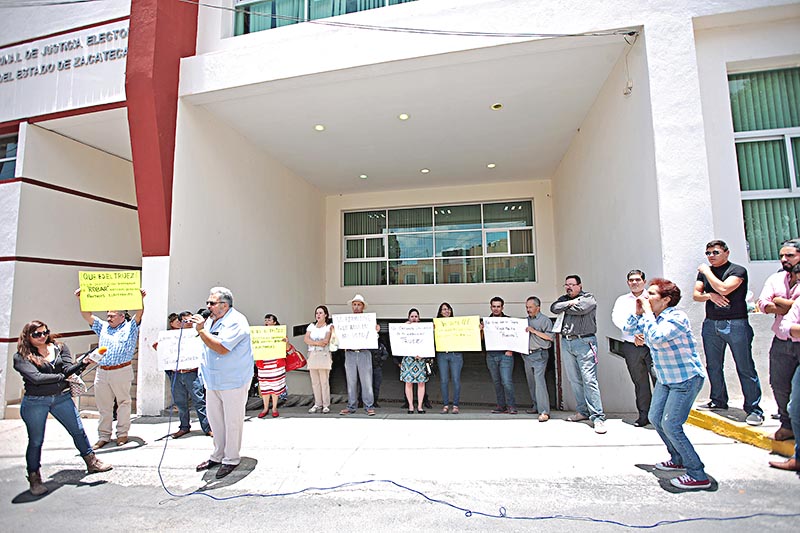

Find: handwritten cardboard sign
433;316;481;352
78;270;142;312
249;325;287;360
389;322;435;358
332;313;378;350
483;316;529;353
156;329;204;371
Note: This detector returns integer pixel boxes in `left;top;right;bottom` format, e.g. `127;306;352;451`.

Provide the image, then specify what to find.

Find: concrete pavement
1;406;798;532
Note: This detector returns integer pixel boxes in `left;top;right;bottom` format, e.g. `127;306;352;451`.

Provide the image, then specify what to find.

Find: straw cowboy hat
348;294;368;308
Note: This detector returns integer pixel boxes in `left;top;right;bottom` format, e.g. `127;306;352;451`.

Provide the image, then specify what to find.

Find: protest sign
389;322;435;357
483;316;529;353
433;316;481;352
250;325;287;360
78;270;142;311
156;329;205;371
332;313;378;350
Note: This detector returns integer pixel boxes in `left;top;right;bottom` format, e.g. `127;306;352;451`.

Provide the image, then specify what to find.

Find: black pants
622;341;655;420
769;337;800;430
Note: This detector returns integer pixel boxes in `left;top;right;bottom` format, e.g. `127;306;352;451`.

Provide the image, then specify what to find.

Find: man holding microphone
189;287;252;479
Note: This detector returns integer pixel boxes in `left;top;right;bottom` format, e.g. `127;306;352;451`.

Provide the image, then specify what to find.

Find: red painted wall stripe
1;177;137;210
127;0;199;257
0;331;94;343
0;257;142;270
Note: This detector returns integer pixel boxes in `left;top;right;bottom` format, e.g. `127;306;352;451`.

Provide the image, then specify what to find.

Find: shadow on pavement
635;464;719;493
194;456;258;492
11;468;110;504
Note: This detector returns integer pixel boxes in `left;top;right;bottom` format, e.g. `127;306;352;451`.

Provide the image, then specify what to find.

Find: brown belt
100;361;132;371
177;368;198;374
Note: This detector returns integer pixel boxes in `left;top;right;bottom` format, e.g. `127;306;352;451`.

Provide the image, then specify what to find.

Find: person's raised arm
74;288;100;326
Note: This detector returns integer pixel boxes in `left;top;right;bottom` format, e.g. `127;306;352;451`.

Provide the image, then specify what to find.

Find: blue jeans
701;318;762;415
486;351;516;409
437;352;463;406
20;392;93;472
523;349;550;414
788;364;800;459
345;350;374;411
561;336;605;421
167;370;210;433
649;374;707;481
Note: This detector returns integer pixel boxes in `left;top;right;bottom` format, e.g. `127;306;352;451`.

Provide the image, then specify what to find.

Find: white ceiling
37;35;626;194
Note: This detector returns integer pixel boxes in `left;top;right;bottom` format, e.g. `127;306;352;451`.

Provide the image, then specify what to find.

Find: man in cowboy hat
340;294;379;416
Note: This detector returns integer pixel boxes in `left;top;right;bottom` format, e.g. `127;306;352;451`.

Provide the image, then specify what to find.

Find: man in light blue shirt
189;287;252;479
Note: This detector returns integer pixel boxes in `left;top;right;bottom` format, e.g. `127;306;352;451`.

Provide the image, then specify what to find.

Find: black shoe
196;460;221;472
697;401;728;411
373;402;381;408
634;418;650;427
215;463;237;479
423;400;432;409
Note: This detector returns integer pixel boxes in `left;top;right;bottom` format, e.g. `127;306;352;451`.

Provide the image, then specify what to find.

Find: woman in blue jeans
623;279;712;490
13;320;112;496
435;302;463;414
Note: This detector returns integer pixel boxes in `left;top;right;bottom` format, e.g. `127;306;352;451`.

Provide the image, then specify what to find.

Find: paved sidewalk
1;407;797;532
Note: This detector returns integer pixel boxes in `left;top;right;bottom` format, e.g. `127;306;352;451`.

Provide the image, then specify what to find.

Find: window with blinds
728;67;800;260
342;200;536;286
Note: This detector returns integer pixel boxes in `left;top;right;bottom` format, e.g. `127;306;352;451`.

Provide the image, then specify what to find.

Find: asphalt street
1;407;797;533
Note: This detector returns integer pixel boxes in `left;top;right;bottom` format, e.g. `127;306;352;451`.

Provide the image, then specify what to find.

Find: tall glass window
729;68;800;261
343;200;536;286
234;0;416;36
0;134;18;181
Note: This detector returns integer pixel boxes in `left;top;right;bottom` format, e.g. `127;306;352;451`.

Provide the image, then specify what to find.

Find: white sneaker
594;420;607;434
322;406;330;414
308;405;321;414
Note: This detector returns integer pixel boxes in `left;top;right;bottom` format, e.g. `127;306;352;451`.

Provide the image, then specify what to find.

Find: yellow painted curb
688;409;794;457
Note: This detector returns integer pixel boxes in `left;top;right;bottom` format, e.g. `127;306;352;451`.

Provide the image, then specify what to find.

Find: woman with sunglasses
13;321;112;496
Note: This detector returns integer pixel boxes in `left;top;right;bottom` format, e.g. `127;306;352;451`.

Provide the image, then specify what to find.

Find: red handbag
285;343;307;372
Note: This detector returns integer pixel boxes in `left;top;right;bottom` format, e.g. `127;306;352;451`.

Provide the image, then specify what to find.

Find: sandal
441;406;449;414
452;406;460;414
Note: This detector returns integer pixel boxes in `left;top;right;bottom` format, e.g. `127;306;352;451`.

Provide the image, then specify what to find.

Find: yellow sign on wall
433;316;481;352
250;325;287;360
78;270;142;312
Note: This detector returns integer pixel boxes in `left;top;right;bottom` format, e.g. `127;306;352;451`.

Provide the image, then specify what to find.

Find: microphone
199;309;211;319
77;346;108;365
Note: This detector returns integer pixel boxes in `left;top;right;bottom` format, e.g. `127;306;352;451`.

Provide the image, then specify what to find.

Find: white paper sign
332;313;378;350
156;329;205;371
483;317;529;353
389;322;435;358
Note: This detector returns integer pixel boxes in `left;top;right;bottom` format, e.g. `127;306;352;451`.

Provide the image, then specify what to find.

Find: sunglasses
30;330;50;338
705;250;722;256
206;301;223;306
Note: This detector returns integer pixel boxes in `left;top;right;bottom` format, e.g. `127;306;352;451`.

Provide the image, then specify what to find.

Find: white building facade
1;0;798;417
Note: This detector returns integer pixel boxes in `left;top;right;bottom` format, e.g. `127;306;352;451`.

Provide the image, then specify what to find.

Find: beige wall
551;32;661;412
2;122;138;415
324;179;558;320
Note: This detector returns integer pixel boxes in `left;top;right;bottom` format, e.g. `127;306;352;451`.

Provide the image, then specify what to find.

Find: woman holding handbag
13;320;112;496
256;313;287;418
303;305;334;414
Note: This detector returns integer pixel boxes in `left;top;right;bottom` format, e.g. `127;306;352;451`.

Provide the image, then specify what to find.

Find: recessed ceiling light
398;113;410;121
491;103;503;110
420;168;430;174
359;174;368;179
314;124;325;131
487;163;496;169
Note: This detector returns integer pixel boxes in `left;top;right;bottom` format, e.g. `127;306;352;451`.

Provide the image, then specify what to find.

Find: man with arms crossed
551;275;607;434
757;239;800;440
694;240;764;426
523;296;552;422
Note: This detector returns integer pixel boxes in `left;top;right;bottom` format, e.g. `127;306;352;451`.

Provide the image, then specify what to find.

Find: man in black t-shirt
693;239;764;425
